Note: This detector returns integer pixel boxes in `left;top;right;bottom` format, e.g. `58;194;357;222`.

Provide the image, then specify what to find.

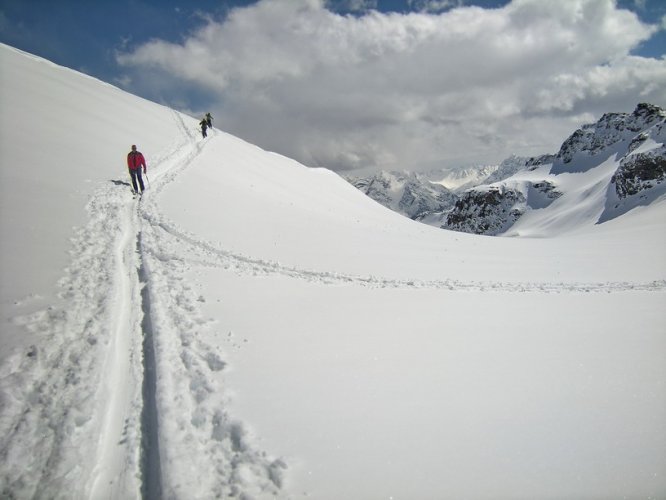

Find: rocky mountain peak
632;102;666;123
555;103;665;167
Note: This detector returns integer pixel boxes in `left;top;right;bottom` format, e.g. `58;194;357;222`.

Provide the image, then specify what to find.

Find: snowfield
1;43;665;499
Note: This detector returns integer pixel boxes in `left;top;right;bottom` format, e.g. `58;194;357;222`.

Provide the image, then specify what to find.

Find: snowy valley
1;43;665;500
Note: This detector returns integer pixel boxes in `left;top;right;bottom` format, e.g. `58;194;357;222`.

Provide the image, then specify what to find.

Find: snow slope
1;43;665;499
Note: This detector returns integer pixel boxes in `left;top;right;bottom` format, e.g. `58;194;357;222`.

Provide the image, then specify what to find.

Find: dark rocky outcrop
612;146;666;198
445;187;526;235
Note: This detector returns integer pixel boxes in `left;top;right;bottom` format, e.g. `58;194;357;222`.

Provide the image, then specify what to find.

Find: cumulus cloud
117;0;666;172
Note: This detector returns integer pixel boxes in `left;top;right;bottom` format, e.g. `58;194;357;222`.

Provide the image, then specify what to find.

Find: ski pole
145;172;151;189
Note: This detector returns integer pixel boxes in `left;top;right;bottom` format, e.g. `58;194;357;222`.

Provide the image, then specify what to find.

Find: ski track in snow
143;212;665;295
0;157;145;499
0;112;284;500
136;113;286;499
1;110;664;499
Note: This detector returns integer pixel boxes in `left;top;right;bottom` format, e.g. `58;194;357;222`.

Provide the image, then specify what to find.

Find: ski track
137;114;286;499
142;212;666;294
0;112;284;500
0;163;145;499
1;110;664;499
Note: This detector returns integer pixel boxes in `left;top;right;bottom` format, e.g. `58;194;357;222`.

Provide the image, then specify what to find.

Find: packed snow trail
0;112;283;499
137;240;162;500
0;114;199;498
0;171;145;498
88;193;144;499
135;116;285;498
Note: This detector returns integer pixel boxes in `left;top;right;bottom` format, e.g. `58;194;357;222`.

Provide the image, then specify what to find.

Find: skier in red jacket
127;144;146;195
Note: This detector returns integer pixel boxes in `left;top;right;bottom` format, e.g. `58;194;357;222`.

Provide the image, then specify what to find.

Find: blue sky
2;0;665;171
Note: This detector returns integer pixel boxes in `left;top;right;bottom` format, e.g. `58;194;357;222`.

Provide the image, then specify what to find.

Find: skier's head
131;145;137;151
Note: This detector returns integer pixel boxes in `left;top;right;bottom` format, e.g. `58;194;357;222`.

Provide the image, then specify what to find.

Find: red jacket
127;151;146;171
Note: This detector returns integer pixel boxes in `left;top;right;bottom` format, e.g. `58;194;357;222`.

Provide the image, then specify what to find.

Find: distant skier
199;118;208;138
205;112;213;128
127;144;146;195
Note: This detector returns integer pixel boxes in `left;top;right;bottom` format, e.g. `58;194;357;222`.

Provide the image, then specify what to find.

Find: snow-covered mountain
344;170;457;221
344;156;554;228
428;164;499;191
348;105;665;237
343;163;519;224
482;153;556;184
444;103;666;235
1;43;665;500
552;103;665;172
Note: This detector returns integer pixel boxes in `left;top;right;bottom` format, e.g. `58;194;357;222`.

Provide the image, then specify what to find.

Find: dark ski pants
129;168;145;193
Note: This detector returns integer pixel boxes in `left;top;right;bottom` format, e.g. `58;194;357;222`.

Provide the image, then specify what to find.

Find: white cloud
117;0;666;172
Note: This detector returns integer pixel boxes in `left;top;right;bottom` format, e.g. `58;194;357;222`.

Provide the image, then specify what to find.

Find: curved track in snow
137;209;666;294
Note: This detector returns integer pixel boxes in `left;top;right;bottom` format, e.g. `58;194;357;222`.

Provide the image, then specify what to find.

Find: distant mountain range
345;103;666;236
